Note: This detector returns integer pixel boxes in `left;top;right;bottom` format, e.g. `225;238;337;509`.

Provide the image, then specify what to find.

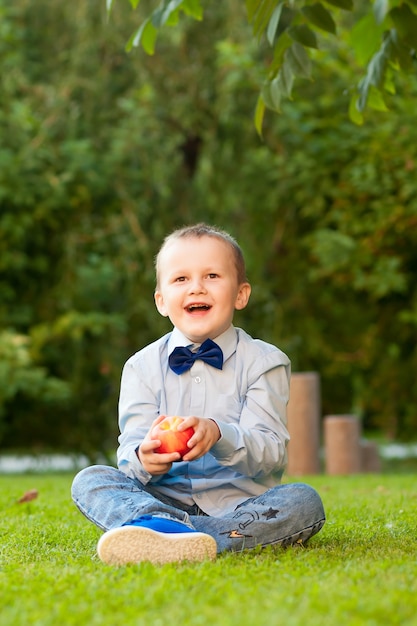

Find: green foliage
0;331;70;438
0;474;417;626
115;0;417;130
1;0;417;453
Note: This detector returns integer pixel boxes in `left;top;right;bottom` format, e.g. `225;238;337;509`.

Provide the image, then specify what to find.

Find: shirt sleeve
209;348;290;479
116;357;158;484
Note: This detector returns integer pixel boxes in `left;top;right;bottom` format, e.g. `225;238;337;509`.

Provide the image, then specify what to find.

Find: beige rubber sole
97;525;217;566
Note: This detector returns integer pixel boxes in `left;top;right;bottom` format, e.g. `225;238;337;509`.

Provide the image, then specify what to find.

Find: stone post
324;415;361;475
360;440;382;473
286;372;321;475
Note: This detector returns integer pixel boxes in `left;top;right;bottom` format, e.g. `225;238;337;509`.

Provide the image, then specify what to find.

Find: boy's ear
154;290;168;317
235;282;251;311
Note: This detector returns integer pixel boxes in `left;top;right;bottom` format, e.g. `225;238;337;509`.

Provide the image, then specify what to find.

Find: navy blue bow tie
169;339;223;375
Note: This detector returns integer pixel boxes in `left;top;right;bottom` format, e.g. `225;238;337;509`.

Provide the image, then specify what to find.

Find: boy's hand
137;415;181;475
137;414;221;473
180;416;221;462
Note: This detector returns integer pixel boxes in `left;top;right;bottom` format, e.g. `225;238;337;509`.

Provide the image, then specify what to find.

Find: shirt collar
167;325;237;362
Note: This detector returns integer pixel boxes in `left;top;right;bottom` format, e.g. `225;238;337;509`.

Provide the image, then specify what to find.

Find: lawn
0;472;416;626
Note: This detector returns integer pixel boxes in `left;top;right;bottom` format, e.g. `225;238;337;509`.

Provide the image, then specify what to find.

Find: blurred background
1;0;416;463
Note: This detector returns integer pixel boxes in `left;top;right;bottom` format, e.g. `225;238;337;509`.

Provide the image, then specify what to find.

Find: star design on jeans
262;507;280;520
219;529;252;539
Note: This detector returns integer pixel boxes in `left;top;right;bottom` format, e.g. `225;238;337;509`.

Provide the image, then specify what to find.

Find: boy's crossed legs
71;465;325;566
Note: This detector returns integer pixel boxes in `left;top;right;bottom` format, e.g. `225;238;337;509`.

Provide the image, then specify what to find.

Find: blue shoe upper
122;515;196;534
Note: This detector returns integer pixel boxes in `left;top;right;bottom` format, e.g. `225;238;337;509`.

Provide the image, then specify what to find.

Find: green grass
1;473;416;626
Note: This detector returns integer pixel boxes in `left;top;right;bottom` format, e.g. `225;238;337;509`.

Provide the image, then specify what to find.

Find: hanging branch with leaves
107;0;417;131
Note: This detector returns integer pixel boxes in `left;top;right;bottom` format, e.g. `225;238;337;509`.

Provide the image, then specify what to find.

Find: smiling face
154;235;251;343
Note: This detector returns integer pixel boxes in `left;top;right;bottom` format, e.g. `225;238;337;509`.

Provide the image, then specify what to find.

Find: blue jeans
71;465;325;553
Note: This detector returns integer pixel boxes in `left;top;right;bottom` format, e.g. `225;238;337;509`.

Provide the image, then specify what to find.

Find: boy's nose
189;278;206;294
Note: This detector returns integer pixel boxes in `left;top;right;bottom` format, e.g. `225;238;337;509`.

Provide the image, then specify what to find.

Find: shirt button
194;376;201;384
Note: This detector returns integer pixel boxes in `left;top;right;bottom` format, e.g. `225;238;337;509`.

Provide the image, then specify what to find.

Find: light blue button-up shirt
117;325;291;516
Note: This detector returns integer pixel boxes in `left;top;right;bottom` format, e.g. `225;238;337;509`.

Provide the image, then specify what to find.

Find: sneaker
97;515;217;566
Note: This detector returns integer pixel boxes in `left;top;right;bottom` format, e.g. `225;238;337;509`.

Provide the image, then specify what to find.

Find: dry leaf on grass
17;489;39;503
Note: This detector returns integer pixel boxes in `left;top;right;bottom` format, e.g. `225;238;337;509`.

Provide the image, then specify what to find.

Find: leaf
165;11;180;27
125;19;158;54
254;94;265;137
267;3;284;46
349;14;385;65
153;0;185;28
269;76;283;109
246;0;263;23
125;20;147;51
383;67;396;94
261;79;281;111
275;6;296;38
286;42;312;79
288;24;318;48
365;47;388;86
262;42;309;112
268;30;293;76
182;0;203;20
349;95;364;125
367;85;389;112
357;32;393;110
373;0;389;24
278;58;295;98
17;489;39;503
302;3;337;34
253;0;278;39
141;20;158;54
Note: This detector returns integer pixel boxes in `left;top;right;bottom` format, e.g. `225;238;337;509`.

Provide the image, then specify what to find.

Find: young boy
71;223;325;565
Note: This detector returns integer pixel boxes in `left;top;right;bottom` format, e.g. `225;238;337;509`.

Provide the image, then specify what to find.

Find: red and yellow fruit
152;416;194;457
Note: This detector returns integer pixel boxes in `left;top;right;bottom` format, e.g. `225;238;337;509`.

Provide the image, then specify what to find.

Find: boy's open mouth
186;304;211;313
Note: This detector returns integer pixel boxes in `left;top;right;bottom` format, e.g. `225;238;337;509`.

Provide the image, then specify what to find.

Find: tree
110;0;417;130
1;0;417;454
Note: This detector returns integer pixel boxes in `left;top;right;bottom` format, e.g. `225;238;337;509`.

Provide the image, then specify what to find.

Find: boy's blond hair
155;223;248;288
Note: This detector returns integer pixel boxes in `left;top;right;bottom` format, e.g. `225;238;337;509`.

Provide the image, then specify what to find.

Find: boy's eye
175;276;186;282
208;273;218;279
